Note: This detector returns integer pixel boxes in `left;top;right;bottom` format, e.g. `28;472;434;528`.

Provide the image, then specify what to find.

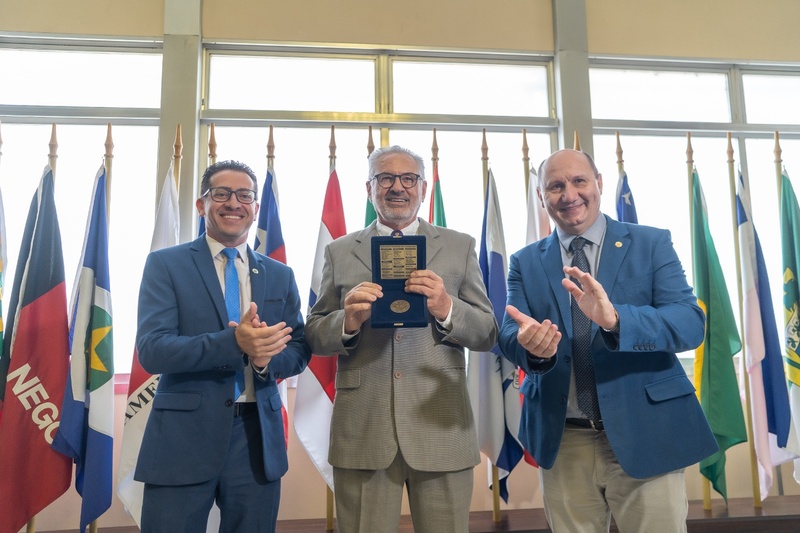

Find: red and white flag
0;167;72;533
293;164;346;489
116;163;179;527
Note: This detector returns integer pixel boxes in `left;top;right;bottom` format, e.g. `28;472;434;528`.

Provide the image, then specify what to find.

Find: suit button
564;356;571;364
225;399;233;407
394;371;402;379
395;333;402;341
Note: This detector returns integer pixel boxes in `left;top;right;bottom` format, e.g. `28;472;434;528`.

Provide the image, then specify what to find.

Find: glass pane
0;124;158;373
743;74;800;124
590;69;730;122
203;127;551;314
0;49;162;107
207;126;375;313
208;55;375;112
593;134;739;372
393;61;549;117
389;129;552;257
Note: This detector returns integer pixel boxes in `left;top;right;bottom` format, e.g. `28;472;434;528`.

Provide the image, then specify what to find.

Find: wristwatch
602;310;620;334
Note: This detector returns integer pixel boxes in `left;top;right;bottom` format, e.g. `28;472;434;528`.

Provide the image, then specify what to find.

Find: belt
565;418;604;431
233;402;257;417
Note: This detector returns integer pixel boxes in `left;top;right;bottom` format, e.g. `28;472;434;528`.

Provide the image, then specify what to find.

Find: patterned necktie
570;236;601;422
222;247;245;399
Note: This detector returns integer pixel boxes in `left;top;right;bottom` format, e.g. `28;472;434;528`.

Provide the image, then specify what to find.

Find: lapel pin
252;268;259;274
615;241;623;248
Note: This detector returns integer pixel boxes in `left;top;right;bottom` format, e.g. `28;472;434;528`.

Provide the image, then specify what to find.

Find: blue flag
468;168;523;503
254;163;286;263
615;170;638;223
52;165;114;531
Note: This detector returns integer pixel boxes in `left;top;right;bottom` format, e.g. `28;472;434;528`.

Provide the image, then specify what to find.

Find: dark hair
200;160;259;196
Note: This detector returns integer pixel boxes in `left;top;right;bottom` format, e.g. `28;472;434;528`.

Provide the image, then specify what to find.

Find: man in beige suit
305;145;498;533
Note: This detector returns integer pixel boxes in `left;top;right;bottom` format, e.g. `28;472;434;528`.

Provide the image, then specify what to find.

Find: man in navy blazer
135;160;311;532
499;149;717;532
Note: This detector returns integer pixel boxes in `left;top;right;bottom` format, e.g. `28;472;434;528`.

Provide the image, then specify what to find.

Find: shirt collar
205;235;248;260
375;218;420;237
556;214;607;251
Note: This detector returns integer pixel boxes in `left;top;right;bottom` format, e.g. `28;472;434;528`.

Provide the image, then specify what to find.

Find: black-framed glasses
202;187;257;204
372;173;423;189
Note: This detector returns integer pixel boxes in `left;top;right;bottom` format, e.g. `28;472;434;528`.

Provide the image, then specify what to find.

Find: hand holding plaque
371;234;428;328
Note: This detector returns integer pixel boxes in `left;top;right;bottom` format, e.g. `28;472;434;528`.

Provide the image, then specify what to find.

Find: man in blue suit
135;160;311;532
499;149;717;532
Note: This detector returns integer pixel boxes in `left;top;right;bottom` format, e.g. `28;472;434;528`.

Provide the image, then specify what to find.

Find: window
1;46;161;373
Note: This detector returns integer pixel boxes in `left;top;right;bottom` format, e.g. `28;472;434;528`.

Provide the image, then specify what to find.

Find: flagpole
267;125;275;169
522;129;530;196
773;132;787;497
686;132;712;510
209;123;217;167
480;129;502;522
104;124;114;228
430;129;439;224
775;132;783;200
326;124;336;532
49;123;58;177
726;133;762;508
367;125;375;156
173;124;183;190
573;130;581;151
615;132;624;176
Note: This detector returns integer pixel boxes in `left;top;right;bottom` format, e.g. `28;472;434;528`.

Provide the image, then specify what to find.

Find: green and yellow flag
780;171;800;445
691;170;747;502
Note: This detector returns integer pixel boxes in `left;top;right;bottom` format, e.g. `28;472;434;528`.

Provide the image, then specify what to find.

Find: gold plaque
379;244;419;280
390;299;411;313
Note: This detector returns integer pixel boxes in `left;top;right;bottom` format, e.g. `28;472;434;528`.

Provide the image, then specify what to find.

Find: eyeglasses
202;187;257;204
372;173;423;189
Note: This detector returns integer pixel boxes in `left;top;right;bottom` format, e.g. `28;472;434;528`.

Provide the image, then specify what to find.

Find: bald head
536;149;604;235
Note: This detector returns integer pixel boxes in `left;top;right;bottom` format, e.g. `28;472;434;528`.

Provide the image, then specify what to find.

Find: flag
0;166;71;533
780;170;800;482
116;164;179;527
520;167;547;468
0;180;7;400
365;197;377;227
468;168;523;503
615;169;638;223
525;165;550;244
691;170;747;501
52;165;114;531
737;170;795;500
428;163;447;227
253;160;290;447
293;165;346;489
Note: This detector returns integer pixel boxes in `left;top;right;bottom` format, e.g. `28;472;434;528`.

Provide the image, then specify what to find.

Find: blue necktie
222;247;245;399
570;236;601;423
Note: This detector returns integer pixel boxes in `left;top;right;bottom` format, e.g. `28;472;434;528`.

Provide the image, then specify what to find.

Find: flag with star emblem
52;164;114;531
691;169;746;502
0;166;71;533
615;169;638;223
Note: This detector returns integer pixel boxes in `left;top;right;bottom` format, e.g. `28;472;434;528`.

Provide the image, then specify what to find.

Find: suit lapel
541;233;572;332
597;217;630;293
352;222;378;271
190;237;228;324
248;247;267;304
418;219;442;266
